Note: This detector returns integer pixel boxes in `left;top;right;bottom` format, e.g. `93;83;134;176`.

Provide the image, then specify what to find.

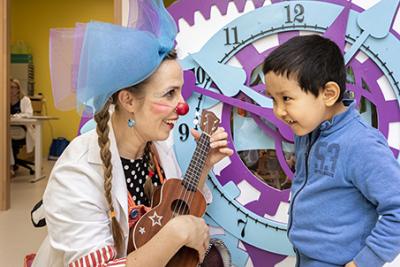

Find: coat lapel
108;123;129;229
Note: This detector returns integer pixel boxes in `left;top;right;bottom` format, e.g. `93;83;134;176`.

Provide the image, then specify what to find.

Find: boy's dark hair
262;35;346;102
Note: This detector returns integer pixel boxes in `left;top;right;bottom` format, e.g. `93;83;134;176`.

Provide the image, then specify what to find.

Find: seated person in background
10;78;33;117
10;78;35;174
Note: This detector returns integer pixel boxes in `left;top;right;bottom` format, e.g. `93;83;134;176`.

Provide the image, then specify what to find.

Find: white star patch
149;211;163;227
139;227;146;235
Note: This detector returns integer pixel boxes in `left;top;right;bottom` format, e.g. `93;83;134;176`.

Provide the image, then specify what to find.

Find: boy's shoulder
295;112;387;150
342;115;386;144
337;115;392;165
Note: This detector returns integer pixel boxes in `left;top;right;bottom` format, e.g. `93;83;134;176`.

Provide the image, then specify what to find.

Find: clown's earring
128;118;136;128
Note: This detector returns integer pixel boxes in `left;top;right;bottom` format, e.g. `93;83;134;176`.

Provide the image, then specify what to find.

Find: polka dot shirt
121;152;163;207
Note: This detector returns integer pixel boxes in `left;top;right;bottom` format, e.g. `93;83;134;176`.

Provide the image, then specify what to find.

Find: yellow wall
11;0;114;155
10;0;177;155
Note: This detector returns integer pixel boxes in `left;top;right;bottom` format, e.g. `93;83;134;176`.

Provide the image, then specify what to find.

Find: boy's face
265;71;328;136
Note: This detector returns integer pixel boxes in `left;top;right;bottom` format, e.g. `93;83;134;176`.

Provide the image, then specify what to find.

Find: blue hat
49;0;177;113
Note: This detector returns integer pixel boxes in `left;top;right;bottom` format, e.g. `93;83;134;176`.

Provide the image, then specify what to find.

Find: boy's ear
117;90;137;113
322;82;341;107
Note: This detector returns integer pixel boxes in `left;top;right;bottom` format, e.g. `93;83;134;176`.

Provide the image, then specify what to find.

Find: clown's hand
191;127;233;170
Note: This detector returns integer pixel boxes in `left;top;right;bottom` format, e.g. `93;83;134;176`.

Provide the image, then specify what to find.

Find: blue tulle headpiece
49;0;177;113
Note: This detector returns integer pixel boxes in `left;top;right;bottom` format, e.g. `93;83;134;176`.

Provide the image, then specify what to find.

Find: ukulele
132;110;220;267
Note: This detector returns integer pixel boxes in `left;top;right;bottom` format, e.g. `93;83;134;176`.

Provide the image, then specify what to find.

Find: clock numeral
237;218;248;238
195;67;206;85
223;26;239;46
195;67;213;87
284;4;305;23
179;123;189;142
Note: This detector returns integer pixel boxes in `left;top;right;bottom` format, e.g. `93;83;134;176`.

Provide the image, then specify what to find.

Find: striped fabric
68;245;127;267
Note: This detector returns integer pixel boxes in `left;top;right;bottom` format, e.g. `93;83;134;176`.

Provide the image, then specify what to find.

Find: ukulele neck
182;133;210;191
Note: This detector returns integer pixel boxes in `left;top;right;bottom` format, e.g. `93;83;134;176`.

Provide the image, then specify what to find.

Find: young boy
262;35;400;267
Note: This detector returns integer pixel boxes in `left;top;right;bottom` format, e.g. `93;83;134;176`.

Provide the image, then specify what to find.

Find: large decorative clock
167;0;400;266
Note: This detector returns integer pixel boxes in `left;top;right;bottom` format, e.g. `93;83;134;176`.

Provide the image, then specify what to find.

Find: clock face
169;1;400;266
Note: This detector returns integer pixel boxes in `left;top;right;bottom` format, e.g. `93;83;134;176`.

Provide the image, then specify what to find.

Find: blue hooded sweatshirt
288;101;400;267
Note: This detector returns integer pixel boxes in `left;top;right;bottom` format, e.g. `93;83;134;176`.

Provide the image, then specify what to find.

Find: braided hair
94;99;125;254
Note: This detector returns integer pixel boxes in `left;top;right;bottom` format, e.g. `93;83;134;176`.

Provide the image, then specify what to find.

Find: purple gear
169;1;400;266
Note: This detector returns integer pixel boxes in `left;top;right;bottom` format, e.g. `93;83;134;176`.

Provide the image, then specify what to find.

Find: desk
10;116;58;182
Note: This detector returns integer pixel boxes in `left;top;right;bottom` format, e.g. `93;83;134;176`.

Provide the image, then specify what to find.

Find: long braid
94;99;124;255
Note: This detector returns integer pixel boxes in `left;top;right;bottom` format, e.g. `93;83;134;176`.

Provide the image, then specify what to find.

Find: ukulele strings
186;136;210;210
174;135;204;216
179;144;203;216
174;134;210;216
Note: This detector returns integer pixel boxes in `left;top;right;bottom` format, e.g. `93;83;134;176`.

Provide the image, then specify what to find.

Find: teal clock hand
344;0;399;64
183;70;294;142
190;52;273;108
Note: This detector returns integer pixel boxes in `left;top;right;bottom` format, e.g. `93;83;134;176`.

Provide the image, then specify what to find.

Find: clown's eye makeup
153;87;180;99
163;88;177;99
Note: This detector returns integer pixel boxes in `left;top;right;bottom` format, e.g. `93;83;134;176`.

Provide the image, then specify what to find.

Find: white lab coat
32;121;211;267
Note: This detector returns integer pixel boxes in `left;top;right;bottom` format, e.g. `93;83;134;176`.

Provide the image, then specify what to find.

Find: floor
0;160;54;267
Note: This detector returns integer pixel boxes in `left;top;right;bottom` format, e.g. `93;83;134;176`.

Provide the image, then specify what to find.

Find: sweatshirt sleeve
347;130;400;266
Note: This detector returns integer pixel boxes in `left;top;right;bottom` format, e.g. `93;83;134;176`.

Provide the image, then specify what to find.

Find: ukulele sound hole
171;199;190;216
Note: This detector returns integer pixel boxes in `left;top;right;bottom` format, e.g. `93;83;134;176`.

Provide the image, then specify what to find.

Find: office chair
11;126;35;175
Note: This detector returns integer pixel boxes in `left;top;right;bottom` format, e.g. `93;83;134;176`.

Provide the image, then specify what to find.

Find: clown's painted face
133;59;186;141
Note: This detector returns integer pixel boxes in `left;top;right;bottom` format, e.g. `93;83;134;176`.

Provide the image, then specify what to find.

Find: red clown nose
175;102;189;116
